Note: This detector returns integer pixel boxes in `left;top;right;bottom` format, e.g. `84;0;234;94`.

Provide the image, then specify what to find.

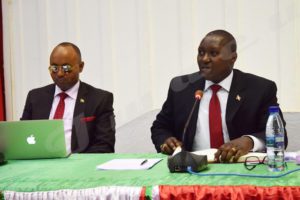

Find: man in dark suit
151;30;287;162
21;42;115;153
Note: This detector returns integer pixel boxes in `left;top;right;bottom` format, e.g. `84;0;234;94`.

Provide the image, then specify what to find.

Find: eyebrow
198;47;219;52
50;63;70;66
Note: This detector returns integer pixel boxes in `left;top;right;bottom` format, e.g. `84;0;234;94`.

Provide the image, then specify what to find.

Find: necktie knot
59;92;68;100
210;84;221;94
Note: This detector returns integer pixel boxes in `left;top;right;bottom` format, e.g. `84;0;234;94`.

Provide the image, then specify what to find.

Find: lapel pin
80;98;85;103
236;95;241;101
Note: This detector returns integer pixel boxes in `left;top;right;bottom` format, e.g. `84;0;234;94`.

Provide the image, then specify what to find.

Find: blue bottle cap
269;106;279;113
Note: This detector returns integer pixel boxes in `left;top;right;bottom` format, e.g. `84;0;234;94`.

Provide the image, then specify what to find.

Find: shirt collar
54;81;80;99
204;70;233;92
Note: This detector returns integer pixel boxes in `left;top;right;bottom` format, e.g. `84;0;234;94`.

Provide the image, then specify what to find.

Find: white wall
2;0;300;127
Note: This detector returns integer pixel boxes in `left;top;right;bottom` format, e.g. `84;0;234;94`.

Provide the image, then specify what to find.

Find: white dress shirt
192;71;264;151
49;81;80;154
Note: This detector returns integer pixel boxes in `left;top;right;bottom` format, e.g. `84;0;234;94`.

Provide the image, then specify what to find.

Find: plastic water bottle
266;106;285;172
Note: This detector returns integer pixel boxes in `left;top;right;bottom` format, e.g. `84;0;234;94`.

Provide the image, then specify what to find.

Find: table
1;153;300;199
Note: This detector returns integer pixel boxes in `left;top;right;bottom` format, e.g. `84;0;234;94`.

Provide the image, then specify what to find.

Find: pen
140;159;148;165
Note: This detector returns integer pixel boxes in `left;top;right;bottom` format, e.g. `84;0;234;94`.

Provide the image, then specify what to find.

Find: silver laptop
0;120;68;159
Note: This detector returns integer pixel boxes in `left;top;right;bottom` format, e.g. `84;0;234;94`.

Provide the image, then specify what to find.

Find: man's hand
214;136;254;163
160;137;182;155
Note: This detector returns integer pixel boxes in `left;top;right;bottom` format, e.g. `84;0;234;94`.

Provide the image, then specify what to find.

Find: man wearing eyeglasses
21;42;115;153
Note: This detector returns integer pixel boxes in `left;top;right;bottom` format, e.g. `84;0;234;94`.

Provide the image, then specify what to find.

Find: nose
202;53;210;63
56;68;65;77
198;53;210;64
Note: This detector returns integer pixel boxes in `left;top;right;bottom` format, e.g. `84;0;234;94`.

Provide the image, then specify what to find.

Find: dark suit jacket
21;82;115;153
151;69;287;152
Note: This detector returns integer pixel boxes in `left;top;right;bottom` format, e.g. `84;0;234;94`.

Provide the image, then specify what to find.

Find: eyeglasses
48;65;73;73
244;156;268;170
244;156;287;171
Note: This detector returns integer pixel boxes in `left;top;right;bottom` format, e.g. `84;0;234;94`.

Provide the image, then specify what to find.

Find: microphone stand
182;97;201;146
167;91;207;172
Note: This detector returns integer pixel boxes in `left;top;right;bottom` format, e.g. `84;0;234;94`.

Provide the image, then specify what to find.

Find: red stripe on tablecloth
159;185;300;200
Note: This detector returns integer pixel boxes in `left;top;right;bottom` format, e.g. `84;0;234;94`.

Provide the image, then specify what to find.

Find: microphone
167;90;207;173
181;90;203;144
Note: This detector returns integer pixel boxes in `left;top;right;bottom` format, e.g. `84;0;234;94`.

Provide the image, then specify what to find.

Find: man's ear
79;61;84;73
231;52;237;63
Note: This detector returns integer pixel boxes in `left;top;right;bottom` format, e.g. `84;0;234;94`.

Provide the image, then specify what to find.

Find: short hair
55;42;82;61
206;30;237;52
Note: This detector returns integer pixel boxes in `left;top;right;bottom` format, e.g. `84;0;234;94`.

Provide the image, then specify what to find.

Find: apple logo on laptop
27;135;36;145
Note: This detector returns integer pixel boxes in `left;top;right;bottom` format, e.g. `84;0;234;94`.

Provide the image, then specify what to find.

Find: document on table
193;148;267;163
96;158;163;170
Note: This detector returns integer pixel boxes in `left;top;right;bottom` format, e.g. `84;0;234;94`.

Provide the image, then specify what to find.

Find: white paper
172;146;182;156
192;148;218;162
285;152;297;162
193;148;267;163
96;158;162;170
193;149;298;163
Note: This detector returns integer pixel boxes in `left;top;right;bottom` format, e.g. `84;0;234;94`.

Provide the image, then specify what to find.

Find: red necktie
209;84;224;148
53;93;68;119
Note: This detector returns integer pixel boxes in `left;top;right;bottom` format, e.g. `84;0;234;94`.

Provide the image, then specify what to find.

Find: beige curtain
2;0;300;126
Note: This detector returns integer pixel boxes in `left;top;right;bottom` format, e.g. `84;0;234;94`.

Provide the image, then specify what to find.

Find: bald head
51;42;82;63
206;30;237;53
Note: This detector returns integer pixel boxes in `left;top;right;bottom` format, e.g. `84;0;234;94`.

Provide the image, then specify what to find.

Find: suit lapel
41;85;55;119
73;82;88;117
71;82;89;152
226;70;244;126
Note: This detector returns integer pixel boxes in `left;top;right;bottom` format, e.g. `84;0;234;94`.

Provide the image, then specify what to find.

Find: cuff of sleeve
244;135;265;152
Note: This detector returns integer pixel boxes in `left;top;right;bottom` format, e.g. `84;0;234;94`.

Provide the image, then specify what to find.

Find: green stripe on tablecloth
0;153;300;193
145;185;153;199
